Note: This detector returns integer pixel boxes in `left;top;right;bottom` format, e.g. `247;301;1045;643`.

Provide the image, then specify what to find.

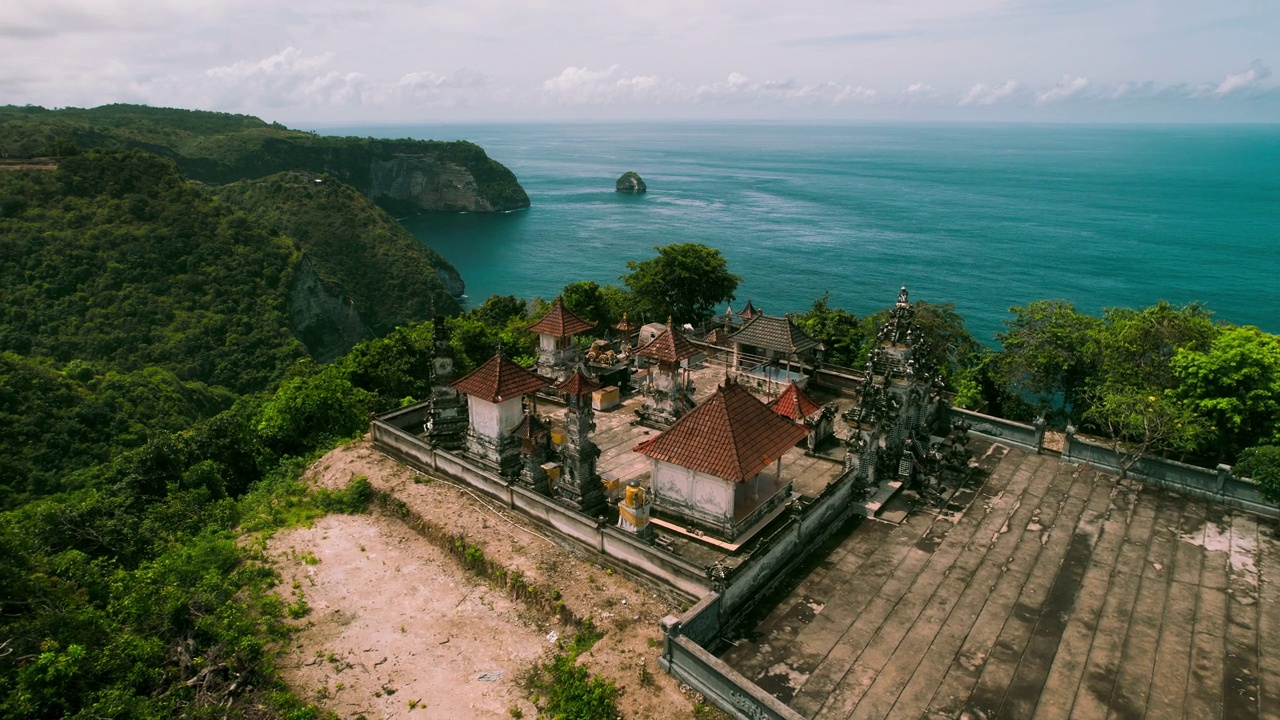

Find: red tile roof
613;313;636;332
768;382;823;421
450;353;550;403
634;380;808;483
528;297;595;337
556;368;601;398
635;318;700;364
509;411;550;440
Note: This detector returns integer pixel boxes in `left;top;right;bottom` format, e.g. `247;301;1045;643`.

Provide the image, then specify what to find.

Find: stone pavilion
635;377;808;542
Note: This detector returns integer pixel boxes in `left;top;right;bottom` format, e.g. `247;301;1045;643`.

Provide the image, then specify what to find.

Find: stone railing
945;406;1277;519
1060;428;1277;519
949;407;1046;454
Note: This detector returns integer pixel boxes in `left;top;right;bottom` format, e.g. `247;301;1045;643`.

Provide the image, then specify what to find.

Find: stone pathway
720;446;1280;719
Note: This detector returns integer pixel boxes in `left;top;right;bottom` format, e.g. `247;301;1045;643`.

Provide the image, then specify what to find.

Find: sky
2;1;1278;124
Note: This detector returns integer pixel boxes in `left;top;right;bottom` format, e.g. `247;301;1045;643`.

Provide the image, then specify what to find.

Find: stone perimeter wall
371;405;712;599
951;407;1277;519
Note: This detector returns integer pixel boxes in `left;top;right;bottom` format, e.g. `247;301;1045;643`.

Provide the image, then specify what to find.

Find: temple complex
635;377;808;542
450;350;550;477
634;318;700;427
527;297;595;382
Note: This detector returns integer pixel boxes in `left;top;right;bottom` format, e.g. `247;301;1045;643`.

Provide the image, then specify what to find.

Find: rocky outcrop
371;154;497;213
287;257;373;363
434;264;465;297
616;171;647;193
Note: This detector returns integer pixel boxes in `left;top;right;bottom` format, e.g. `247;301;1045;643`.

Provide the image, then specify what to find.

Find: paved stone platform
720;446;1280;719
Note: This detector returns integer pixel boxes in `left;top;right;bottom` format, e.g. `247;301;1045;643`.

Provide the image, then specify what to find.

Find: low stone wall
812;366;864;393
1061;431;1277;519
369;418;711;599
661;597;804;720
950;407;1044;453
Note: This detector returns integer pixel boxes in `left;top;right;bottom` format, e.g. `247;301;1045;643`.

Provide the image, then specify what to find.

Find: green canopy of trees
622;243;741;325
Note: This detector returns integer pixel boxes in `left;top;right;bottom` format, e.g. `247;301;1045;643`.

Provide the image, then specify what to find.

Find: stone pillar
557;397;608;517
424;315;468;450
1033;416;1047;454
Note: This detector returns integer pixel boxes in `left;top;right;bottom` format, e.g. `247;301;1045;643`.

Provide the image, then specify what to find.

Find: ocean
321;122;1280;343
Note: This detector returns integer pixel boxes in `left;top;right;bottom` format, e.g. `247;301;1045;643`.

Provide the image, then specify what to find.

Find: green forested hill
0;149;306;392
216;172;463;338
0;104;530;213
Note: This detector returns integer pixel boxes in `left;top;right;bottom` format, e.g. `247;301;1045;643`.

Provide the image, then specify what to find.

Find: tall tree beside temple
622;243;741;325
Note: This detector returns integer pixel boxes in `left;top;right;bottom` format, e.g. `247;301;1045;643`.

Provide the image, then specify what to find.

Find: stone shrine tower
845;286;945;486
634;318;699;427
424;316;468;450
528;297;595;382
554;368;608;518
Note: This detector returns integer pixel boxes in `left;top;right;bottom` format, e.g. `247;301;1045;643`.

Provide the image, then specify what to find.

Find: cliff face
370;154;495;213
287;257;372;363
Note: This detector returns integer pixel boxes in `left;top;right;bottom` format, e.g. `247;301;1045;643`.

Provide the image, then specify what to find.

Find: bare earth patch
270;437;701;719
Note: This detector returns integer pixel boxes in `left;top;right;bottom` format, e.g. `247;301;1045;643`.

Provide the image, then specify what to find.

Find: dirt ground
269;437;704;719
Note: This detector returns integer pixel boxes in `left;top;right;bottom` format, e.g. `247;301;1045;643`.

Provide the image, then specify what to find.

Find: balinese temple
727;313;821;389
634;318;700;427
450;351;551;477
635;378;808;542
424;315;468;451
527;297;595;382
554;368;608;517
768;381;837;453
845;286;945;486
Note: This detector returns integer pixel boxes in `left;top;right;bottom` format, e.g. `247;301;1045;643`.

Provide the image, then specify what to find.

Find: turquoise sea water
324;123;1280;343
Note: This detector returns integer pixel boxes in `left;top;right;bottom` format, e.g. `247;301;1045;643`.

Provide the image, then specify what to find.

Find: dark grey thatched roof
729;314;819;354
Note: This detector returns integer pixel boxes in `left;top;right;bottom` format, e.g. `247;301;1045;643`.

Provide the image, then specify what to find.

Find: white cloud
1215;60;1271;97
906;82;936;94
540;65;664;105
958;80;1019;106
694;73;879;105
1035;75;1089;104
206;47;377;109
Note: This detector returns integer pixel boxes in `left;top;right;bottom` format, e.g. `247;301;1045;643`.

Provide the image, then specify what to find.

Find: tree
1172;325;1280;457
1095;301;1217;392
792;293;868;368
621;243;740;325
1235;445;1280;503
1083;386;1206;477
995;300;1101;420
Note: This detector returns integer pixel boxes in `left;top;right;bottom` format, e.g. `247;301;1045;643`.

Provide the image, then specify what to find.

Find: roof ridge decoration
450;352;550;403
527;296;595;338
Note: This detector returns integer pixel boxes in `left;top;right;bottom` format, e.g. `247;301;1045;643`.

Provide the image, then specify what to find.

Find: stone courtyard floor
719;445;1280;720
